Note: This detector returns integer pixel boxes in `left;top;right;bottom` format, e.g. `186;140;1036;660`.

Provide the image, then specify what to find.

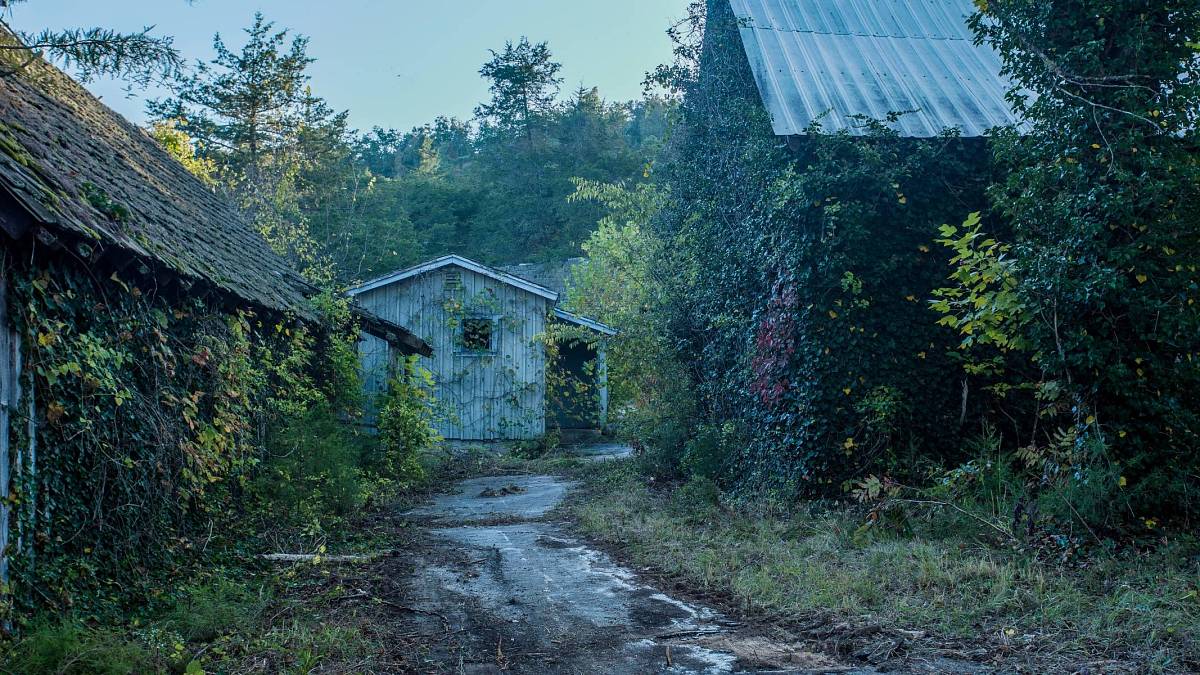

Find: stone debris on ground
478;484;528;498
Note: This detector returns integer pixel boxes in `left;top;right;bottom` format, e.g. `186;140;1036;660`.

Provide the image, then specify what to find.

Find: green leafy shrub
256;402;370;528
511;429;562;459
945;0;1200;529
681;421;742;480
161;578;269;643
621;378;696;481
375;357;440;488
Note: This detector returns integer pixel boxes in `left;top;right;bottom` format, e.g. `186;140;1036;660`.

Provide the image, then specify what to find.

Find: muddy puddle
401;472;870;674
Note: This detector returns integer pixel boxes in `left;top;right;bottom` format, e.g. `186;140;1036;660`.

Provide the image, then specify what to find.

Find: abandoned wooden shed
349;255;615;441
0;31;428;598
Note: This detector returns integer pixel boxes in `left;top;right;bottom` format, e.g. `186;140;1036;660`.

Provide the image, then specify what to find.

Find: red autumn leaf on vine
192;347;212;367
750;279;799;407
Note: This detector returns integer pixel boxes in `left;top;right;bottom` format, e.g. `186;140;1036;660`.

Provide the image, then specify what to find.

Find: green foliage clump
255;401;371;528
511;429;562;459
80;181;131;222
958;0;1200;527
148;119;217;186
374;358;440;488
160;578;268;643
2;620;159;675
565;179;671;411
931;212;1028;356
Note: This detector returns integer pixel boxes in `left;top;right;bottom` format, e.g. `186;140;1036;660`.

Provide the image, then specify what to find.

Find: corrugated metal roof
728;0;1023;137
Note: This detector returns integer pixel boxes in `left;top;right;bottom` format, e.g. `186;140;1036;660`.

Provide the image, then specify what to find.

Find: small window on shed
460;317;495;353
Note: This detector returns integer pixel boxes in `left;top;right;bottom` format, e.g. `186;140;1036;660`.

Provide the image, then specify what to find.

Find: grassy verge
0;508;410;675
564;461;1200;672
0;570;380;674
0;457;437;674
0;442;591;674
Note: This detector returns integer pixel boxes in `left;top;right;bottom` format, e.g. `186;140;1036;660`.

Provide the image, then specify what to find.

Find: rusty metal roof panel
728;0;1023;137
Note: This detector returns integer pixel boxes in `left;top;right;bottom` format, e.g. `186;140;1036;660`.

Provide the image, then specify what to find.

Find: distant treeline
147;18;673;284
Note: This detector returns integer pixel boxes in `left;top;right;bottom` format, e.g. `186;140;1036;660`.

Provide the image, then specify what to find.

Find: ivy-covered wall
653;0;995;494
0;242;339;620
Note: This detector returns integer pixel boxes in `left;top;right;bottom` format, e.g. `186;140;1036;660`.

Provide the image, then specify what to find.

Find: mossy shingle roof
0;28;316;317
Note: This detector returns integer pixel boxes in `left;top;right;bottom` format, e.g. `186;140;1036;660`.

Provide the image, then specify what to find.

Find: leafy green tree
565;179;670;409
148;119;216;186
968;0;1200;523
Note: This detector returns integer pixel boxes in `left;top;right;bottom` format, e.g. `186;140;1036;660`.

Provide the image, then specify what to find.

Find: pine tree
0;0;182;87
149;13;312;195
475;37;563;143
148;13;348;283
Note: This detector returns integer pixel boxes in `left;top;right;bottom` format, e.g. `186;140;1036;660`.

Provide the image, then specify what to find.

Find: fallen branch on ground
258;551;391;563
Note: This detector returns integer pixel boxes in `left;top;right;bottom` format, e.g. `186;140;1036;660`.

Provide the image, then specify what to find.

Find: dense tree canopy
148;19;671;286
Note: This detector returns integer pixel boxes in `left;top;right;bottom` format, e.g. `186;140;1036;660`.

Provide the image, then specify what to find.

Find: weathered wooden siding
357;330;391;426
356;264;551;440
0;269;17;590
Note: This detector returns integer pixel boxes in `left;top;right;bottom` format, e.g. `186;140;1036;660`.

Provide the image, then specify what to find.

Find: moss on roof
0;27;314;318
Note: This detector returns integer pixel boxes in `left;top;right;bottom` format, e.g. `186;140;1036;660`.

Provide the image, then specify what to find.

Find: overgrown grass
565;461;1200;672
1;620;161;675
0;440;577;675
0;570;377;674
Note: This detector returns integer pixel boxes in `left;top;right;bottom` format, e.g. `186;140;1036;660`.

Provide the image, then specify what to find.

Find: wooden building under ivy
0;28;428;605
660;0;1026;486
350;255;615;441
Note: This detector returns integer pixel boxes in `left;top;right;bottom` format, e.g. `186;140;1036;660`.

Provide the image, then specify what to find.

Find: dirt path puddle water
402;474;872;674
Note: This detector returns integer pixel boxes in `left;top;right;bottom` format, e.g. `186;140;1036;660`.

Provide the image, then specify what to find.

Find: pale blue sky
8;0;688;131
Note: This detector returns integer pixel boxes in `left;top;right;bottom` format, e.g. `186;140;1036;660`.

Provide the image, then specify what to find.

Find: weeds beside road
6;446;1196;673
564;461;1200;673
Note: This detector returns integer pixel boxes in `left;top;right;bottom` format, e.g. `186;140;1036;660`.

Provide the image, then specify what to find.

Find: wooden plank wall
357;265;549;440
0;269;15;590
357;331;391;426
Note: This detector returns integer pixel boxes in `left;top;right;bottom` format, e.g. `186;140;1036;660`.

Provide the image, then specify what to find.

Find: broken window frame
457;315;498;355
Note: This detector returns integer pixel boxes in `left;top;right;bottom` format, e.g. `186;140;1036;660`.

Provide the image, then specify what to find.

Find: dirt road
397;461;872;674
